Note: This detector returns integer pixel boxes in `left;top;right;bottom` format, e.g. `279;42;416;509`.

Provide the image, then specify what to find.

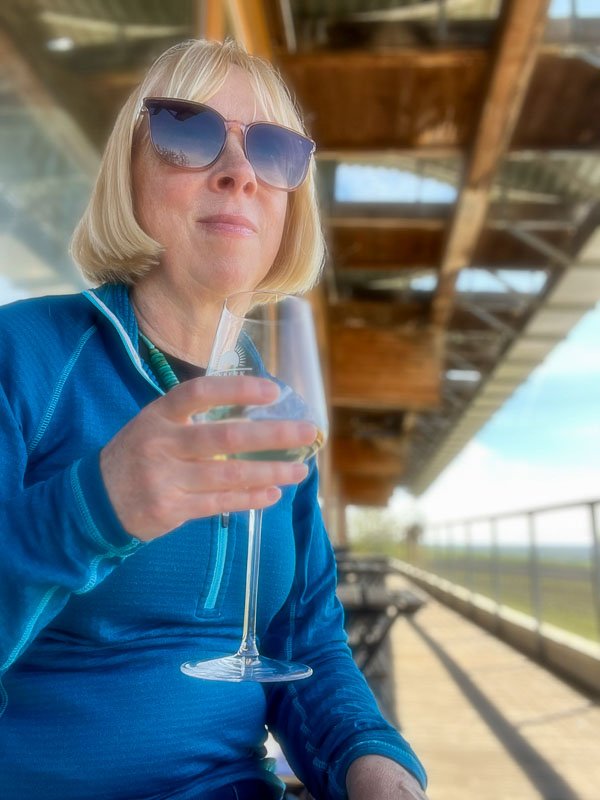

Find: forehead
201;66;269;123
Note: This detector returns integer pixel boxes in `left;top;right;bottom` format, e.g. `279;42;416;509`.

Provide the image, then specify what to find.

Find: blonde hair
70;39;325;294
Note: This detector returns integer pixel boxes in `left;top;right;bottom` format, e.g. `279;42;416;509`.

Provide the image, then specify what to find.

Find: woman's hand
346;755;429;800
100;376;316;541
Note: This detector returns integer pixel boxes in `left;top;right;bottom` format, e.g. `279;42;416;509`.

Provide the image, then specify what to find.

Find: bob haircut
71;38;325;294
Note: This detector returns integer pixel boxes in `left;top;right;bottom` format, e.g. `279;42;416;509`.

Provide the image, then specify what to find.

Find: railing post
490;516;501;621
434;524;442;572
465;521;472;593
589;502;600;642
445;523;453;581
527;511;543;650
424;524;434;570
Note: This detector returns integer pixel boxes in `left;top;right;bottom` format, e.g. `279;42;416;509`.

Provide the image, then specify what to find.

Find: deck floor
389;580;600;800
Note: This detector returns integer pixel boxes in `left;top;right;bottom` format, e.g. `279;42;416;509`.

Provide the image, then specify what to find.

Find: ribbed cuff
73;450;144;553
336;736;428;796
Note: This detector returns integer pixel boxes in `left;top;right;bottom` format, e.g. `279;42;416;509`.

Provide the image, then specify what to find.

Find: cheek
266;196;288;257
134;166;196;241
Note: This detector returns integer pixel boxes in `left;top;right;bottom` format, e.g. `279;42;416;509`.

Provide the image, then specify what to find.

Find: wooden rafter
195;0;226;41
332;437;406;479
280;49;488;151
339;475;395;507
330;326;442;411
226;0;272;58
432;0;551;327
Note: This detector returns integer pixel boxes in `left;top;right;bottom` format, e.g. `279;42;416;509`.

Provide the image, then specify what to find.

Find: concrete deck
389;580;600;800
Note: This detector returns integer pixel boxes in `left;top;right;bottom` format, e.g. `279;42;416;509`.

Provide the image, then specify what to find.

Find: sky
413;302;600;540
549;0;600;17
336;164;457;204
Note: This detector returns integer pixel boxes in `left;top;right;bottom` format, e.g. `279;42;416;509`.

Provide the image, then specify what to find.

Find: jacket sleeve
262;459;427;799
0;381;143;680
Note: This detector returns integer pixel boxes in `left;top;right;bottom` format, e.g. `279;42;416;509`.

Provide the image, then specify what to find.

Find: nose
207;128;258;196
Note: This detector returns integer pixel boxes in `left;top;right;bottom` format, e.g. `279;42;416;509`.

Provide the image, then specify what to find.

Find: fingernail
294;463;309;480
261;380;280;399
266;486;282;502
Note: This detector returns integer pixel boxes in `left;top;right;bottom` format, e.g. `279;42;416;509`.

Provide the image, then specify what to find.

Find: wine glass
181;290;328;682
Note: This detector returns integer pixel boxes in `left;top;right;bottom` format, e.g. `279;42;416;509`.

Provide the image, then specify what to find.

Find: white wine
229;428;325;463
203;385;325;461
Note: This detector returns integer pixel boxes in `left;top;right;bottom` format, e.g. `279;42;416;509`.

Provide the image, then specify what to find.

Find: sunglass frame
141;96;316;192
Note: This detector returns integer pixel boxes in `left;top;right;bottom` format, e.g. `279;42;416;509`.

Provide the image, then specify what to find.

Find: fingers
159;376;280;423
101;375;317;540
189;487;284;518
137;485;286;537
173;418;317;460
172;459;309;494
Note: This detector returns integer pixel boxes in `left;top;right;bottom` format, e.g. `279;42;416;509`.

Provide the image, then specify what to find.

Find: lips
198;214;258;234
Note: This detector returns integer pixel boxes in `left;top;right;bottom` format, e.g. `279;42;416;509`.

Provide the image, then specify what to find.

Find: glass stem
237;508;262;661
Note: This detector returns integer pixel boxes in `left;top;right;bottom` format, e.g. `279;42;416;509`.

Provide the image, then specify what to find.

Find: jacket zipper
204;512;230;610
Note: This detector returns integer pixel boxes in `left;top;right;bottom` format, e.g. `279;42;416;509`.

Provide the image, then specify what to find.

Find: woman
0;39;427;800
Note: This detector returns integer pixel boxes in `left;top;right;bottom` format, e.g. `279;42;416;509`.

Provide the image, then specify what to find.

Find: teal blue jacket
0;284;426;799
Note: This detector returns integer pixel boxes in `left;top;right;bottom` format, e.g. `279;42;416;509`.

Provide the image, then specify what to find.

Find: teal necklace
138;331;180;391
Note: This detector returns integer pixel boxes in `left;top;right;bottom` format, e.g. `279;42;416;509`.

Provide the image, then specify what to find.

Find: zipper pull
220;512;230;529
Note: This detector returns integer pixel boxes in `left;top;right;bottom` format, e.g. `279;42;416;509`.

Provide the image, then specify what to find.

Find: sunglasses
141;97;315;192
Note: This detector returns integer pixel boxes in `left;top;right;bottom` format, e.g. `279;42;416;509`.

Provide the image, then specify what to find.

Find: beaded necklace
138;332;180;391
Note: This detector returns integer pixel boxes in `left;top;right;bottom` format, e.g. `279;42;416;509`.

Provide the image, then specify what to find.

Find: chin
203;260;270;296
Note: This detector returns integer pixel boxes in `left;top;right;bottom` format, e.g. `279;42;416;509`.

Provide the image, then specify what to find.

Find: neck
131;270;224;367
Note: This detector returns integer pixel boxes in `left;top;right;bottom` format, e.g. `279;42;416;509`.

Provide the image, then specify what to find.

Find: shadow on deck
387;574;600;800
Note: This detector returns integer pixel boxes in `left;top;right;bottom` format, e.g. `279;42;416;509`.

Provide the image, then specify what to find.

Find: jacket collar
85;283;137;339
82;283;163;394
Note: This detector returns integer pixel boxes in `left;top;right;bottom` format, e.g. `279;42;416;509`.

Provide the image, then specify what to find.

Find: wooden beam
329;301;426;330
333;436;406;479
330;225;445;271
279;49;488;150
474;228;571;267
327;201;574;226
330;326;442;410
326;203;452;223
432;0;551;327
333;407;406;438
512;52;600;150
281;49;487;70
227;0;272;58
328;217;446;231
339;475;395;507
196;0;226;40
316;147;462;159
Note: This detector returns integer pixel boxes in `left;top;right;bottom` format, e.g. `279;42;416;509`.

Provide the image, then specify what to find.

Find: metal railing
412;499;600;643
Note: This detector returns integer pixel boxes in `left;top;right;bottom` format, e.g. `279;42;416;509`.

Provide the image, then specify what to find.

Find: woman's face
132;67;288;299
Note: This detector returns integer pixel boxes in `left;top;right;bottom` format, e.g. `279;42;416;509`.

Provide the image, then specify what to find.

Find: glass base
181;654;313;683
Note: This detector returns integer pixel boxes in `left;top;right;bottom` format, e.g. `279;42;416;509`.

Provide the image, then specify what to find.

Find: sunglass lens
246;124;312;190
146;101;224;168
